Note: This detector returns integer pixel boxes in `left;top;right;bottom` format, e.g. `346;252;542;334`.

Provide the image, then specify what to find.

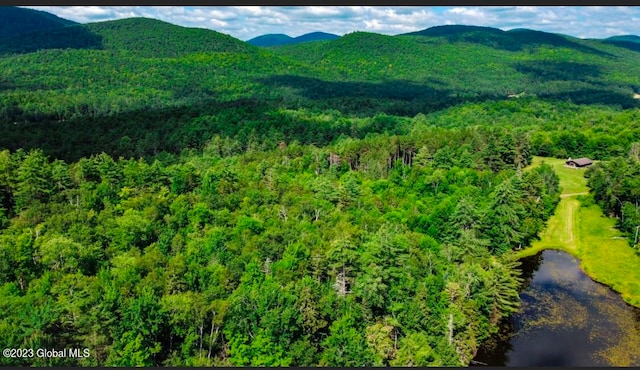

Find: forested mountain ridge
3;16;639;162
274;26;640;93
606;35;640;43
402;25;604;53
0;16;256;58
0;6;76;40
84;18;256;58
0;13;639;165
1;9;640;366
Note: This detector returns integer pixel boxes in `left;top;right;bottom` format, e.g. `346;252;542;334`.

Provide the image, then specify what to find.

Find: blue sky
24;6;640;41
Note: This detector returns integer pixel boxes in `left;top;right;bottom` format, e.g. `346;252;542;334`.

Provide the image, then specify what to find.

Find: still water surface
474;250;640;366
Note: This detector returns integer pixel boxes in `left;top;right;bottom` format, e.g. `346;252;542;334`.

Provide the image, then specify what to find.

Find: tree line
586;146;640;249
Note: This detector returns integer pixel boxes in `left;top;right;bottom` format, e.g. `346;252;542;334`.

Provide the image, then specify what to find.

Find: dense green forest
586;151;640;250
1;14;640;163
0;128;561;366
0;6;639;366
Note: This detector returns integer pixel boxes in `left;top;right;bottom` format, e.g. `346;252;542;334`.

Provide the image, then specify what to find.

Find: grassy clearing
515;156;640;307
578;204;640;307
527;156;589;194
517;197;581;258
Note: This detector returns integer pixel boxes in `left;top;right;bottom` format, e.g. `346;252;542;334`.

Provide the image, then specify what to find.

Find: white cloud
21;6;640;41
74;6;111;17
295;6;343;17
209;19;228;28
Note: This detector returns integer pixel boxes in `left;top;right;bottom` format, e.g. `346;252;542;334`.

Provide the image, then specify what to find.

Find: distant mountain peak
296;31;339;38
247;34;294;47
402;24;506;37
605;35;640;43
248;31;339;47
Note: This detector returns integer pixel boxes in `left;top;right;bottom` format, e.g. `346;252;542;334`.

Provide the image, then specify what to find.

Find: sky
23;6;640;41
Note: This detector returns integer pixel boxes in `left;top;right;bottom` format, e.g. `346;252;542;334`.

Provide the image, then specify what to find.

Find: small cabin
565;157;593;168
328;153;341;167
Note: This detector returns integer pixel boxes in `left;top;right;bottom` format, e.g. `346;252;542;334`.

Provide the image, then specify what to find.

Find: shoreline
514;156;640;308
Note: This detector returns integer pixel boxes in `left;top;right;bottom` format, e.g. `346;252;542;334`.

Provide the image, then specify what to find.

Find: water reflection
474;250;640;366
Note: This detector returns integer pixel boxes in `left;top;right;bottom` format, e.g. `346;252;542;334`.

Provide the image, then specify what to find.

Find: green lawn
578;204;640;307
516;156;640;307
518;196;580;256
527;156;589;194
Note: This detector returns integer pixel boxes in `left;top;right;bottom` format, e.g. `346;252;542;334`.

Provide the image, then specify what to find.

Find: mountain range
2;6;639;52
247;32;340;47
1;5;640;160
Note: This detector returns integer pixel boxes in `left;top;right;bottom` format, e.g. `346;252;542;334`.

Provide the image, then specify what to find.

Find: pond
473;250;640;366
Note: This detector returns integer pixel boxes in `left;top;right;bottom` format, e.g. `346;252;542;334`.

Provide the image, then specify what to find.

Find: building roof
567;157;593;166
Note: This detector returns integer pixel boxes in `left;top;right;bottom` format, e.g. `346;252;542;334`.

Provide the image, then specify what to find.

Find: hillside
402;25;603;54
0;17;257;57
0;24;102;55
0;6;76;39
602;35;640;53
1;18;640;161
85;17;256;57
271;27;640;108
606;35;640;43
